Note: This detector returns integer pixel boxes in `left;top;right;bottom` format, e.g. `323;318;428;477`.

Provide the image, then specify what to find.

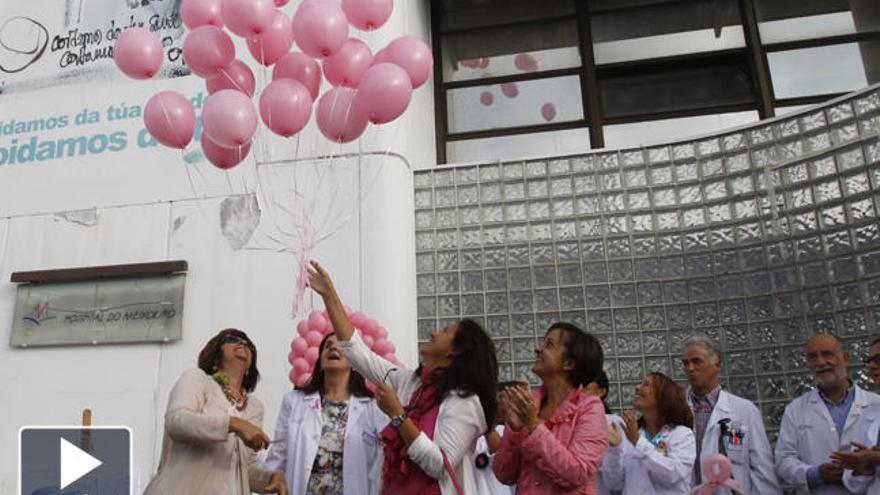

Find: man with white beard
775;334;880;494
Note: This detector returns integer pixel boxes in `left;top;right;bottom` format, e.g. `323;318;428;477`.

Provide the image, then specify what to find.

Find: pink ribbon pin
691;454;744;495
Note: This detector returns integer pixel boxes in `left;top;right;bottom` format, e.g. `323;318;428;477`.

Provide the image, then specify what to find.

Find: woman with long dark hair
262;333;387;495
604;371;696;495
492;322;608;494
307;260;498;495
144;328;287;495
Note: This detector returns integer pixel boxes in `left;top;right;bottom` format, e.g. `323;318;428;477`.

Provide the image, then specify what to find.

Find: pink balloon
260;79;313;137
305;330;323;347
374;36;433;88
297;320;310;337
373;338;392;355
308;311;327;332
541;102;556;122
202;89;258;147
382;352;396;362
304;346;319;364
221;0;275;37
247;10;294;66
514;53;538;72
355;63;412;124
349;311;367;329
322;38;373;87
480;91;494;106
183;26;235;78
342;0;393;31
288;368;298;384
143;91;196;149
363;335;375;348
296;372;311;387
374;326;388;339
292;0;349;59
114;28;163;80
287;350;297;365
362;318;379;337
275;0;290;5
290;337;309;355
273;52;322;100
292;357;310;375
181;0;223;29
206;59;256;96
316;87;368;143
501;82;519;98
201;134;251;169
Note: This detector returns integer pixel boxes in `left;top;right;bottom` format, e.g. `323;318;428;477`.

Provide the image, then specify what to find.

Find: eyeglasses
221;335;253;348
864;354;880;366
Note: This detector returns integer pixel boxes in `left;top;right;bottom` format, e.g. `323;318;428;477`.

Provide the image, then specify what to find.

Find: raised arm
307;260;354;342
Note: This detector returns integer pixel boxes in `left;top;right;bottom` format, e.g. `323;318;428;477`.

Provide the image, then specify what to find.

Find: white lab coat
473;425;515;495
598;414;628;495
688;390;782;495
604;424;696;495
261;389;388;495
338;331;488;495
842;404;880;494
774;385;880;494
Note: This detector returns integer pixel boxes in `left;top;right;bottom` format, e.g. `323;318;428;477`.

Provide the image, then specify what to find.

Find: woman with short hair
145;328;287;495
492;322;609;494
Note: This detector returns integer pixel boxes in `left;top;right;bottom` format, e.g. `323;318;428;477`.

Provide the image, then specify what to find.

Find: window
433;0;880;164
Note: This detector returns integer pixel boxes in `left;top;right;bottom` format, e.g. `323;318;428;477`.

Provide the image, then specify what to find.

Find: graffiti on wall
0;0;187;94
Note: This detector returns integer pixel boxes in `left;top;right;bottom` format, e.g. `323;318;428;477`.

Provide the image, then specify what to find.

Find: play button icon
60;437;102;489
20;427;131;495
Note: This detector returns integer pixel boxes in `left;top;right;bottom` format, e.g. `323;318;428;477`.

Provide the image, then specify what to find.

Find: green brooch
212;371;230;387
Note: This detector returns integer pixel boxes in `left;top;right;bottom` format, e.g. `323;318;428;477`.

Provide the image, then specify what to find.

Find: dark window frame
431;0;880;164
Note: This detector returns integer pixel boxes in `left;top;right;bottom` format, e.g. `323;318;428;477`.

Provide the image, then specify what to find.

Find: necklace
212;371;248;411
222;386;248;411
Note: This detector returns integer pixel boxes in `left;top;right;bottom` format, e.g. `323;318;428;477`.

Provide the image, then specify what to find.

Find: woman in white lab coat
263;333;388;495
605;371;696;495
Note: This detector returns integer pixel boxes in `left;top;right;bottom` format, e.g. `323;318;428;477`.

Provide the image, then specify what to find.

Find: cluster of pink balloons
113;0;434;169
288;309;401;387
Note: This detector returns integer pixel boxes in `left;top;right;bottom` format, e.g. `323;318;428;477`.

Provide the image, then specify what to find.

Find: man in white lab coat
833;336;880;494
775;334;880;494
681;335;781;495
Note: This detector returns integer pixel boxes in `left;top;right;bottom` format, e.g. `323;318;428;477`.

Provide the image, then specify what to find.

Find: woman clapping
604;372;695;495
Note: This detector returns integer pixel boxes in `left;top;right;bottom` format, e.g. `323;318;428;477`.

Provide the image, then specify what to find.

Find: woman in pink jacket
493;322;608;494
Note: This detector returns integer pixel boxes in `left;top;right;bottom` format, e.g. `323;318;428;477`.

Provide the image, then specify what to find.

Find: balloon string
218;66;247;95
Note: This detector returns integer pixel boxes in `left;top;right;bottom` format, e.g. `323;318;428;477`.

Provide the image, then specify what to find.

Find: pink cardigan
493;386;608;495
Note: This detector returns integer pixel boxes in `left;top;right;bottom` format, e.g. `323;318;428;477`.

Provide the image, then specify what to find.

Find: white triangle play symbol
60;437;102;489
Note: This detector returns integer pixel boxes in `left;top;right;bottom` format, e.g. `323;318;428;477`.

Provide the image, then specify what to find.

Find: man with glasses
834;337;880;493
681;335;781;495
775;334;880;494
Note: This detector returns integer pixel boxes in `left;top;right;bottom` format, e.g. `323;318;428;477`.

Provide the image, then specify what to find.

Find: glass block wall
414;85;880;438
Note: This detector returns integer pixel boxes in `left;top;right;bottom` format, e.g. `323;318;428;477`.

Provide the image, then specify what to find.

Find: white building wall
0;1;432;492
